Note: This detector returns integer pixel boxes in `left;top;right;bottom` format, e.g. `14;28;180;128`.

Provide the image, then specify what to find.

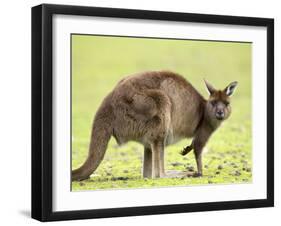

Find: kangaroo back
72;96;113;181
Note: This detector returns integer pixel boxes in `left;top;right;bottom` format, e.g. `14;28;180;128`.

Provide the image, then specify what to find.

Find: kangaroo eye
224;101;229;106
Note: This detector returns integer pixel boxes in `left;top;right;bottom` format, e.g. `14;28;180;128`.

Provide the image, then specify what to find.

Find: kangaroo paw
180;145;193;156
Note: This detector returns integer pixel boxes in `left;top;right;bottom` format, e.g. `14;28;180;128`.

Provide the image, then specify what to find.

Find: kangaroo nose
216;110;224;119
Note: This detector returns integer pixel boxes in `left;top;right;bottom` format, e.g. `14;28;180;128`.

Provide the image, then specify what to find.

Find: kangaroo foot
184;172;202;178
162;170;188;178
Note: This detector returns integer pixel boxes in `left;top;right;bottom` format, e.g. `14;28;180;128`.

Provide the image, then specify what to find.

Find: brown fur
72;71;237;180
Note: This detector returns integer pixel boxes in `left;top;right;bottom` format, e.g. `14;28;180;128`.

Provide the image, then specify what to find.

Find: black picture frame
31;3;274;222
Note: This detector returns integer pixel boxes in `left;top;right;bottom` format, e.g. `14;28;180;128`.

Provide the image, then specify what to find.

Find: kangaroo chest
160;78;203;142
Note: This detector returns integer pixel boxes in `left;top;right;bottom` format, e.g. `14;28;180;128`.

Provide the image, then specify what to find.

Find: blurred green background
71;35;252;191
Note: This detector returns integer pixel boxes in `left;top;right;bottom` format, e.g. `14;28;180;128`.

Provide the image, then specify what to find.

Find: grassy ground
71;35;252;191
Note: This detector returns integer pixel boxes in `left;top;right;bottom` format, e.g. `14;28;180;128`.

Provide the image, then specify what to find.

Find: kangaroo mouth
216;116;224;120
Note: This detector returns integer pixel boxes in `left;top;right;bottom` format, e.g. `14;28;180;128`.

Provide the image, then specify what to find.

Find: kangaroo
72;71;238;181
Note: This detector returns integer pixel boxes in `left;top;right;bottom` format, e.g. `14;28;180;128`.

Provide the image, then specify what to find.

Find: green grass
71;35;252;191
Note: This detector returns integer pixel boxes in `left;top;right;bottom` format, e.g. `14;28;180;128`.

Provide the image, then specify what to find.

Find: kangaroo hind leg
150;141;165;178
143;146;152;178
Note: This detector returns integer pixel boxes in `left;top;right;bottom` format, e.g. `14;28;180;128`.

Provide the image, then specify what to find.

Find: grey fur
72;71;237;180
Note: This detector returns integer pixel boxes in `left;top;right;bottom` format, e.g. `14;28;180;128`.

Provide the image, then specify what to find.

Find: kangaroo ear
224;81;238;96
204;79;216;95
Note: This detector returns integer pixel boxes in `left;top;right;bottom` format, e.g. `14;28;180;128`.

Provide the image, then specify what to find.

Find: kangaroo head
204;79;238;123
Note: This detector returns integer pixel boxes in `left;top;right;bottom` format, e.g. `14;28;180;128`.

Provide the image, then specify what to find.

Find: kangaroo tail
72;104;113;181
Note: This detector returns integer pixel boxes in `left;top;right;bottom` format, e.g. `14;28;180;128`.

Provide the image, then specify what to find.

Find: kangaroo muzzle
215;109;225;120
